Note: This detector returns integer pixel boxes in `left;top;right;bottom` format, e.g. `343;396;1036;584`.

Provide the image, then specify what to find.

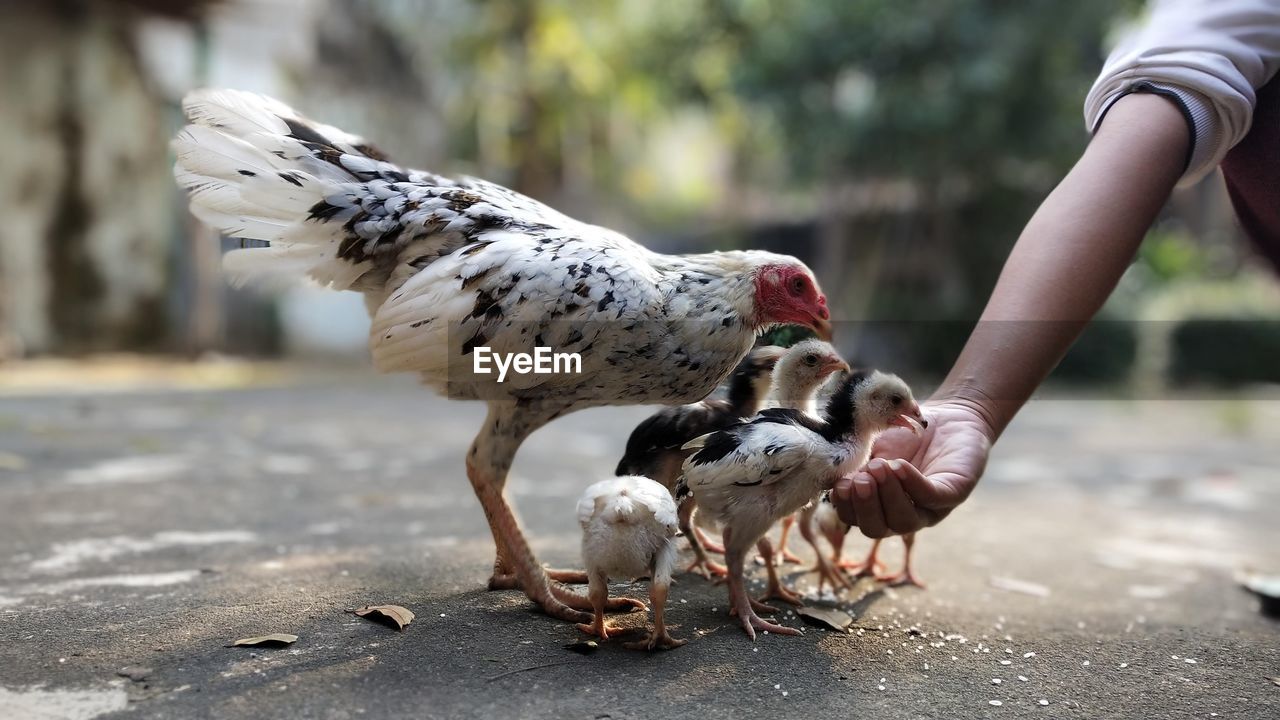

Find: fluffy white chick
577;476;687;650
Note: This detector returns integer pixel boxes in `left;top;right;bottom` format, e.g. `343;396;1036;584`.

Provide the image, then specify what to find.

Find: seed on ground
990;700;1003;706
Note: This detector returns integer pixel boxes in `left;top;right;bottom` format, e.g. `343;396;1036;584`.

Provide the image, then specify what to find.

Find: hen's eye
790;277;805;295
890;394;903;407
803;354;817;366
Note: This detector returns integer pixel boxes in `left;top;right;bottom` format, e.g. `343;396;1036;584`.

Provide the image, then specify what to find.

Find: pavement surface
0;362;1278;719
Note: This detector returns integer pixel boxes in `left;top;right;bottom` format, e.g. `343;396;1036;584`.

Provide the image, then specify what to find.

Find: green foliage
1172;319;1280;386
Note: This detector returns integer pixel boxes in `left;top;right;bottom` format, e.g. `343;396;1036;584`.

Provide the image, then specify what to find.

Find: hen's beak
809;316;833;341
889;404;928;436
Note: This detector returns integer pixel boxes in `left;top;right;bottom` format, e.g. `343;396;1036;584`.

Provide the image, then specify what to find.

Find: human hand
832;398;995;537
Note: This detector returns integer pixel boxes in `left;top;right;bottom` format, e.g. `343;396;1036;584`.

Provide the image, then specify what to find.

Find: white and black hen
677;370;925;639
173;90;832;623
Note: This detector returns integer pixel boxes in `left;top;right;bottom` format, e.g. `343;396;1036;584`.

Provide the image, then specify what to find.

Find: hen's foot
576;621;626;640
552;583;646;613
624;630;687;651
489;567;589;590
779;548;805;565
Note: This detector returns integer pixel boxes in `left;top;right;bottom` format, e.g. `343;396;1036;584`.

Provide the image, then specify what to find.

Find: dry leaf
564;640;600;655
796;606;852;632
349;604;415;631
227;633;298;648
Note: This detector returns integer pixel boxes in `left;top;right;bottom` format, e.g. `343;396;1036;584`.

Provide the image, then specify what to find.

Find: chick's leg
693;526;726;555
724;528;803;640
846;538;887;577
799;506;852;593
626;548;686;651
774;514;804;564
679;498;727;578
576;572;625;639
757;537;804;606
875;533;926;588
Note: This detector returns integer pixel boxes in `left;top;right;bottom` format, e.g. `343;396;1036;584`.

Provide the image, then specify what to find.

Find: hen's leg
679;498;727;578
757;537;804;606
724;529;802;640
466;410;597;623
876;533;926;588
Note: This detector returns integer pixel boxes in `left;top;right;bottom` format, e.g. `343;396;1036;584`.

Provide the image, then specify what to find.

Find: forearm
937;93;1189;436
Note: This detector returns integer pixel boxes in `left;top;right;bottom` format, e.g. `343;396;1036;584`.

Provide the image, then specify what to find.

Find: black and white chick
750;340;849;604
576;476;687;650
676;370;926;640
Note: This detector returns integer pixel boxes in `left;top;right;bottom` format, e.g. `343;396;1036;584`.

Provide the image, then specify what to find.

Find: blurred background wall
0;0;1276;389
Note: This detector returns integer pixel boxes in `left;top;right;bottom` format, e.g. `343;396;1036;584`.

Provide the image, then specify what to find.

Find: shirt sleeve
1084;0;1280;185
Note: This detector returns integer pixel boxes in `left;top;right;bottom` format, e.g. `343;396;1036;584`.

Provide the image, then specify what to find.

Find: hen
576;476;686;650
172;89;832;622
677;370;925;639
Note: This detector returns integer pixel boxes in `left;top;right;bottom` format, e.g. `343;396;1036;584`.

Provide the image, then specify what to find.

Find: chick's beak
889;403;928;436
823;357;851;376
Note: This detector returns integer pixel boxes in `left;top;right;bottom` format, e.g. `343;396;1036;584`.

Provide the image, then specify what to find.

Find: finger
878;460;925;534
851;469;889;539
833;476;859;526
896;463;961;508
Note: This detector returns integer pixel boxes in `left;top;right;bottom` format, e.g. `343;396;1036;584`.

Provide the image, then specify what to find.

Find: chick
678;370;926;639
577;476;687;650
755;339;849;604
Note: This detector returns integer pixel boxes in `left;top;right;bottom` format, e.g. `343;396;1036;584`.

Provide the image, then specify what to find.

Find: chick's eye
790;276;805;295
803;354;817;365
890;394;903;407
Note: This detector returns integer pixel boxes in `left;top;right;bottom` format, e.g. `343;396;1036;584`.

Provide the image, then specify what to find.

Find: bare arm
939;92;1190;433
834;92;1190;536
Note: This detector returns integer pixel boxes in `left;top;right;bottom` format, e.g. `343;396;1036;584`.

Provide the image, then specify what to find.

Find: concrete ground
0;362;1278;719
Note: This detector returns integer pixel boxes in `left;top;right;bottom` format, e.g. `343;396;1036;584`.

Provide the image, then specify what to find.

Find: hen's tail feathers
172;89;419;290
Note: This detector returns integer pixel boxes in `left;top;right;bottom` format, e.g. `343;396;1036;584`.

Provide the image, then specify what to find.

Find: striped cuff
1093;81;1221;183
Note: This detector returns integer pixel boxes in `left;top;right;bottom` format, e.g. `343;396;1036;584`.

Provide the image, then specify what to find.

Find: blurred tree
635;0;1142;318
0;0;218;357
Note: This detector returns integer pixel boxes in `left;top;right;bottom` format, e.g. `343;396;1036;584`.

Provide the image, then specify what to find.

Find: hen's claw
576;621;626;640
552;583;646;613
